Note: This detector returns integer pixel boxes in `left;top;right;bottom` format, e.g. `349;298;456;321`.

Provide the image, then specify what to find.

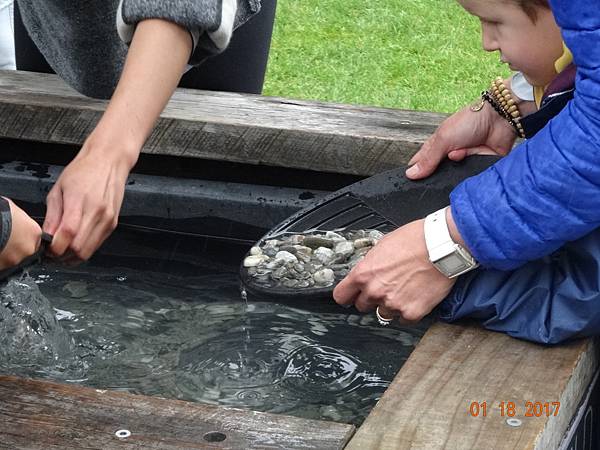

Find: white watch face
435;253;470;276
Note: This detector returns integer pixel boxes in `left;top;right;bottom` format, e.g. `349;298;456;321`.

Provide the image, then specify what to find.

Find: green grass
263;0;510;114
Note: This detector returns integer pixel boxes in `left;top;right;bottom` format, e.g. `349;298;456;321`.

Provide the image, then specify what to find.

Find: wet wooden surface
0;375;354;449
345;322;599;450
0;70;446;176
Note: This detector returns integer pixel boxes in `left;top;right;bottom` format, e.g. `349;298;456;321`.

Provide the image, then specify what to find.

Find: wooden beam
0;70;446;176
345;322;598;450
0;375;354;449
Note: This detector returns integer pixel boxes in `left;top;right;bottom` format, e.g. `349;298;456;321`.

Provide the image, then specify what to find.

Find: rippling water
0;258;427;425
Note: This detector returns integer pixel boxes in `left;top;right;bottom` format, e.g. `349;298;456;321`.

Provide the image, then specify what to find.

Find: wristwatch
424;207;479;278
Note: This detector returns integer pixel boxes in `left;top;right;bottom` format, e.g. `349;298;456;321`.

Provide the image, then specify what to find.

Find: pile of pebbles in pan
243;229;385;289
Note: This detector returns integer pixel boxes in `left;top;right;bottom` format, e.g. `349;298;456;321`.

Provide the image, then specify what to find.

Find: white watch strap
424;207;454;259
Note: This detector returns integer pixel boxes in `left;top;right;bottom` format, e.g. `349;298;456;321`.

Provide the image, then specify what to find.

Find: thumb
406;137;447;180
43;187;64;235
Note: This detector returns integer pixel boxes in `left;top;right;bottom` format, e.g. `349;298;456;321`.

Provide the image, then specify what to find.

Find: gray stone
313;268;335;285
303;236;334;249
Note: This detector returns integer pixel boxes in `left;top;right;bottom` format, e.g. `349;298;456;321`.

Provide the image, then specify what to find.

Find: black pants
14;1;277;94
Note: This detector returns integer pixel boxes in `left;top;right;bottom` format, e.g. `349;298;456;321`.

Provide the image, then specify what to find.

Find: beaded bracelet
470;77;526;138
491;77;525;138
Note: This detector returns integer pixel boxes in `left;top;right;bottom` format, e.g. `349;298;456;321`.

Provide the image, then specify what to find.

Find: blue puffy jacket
443;0;600;344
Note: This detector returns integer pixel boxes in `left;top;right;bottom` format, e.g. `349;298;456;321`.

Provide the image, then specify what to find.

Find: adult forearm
86;19;192;168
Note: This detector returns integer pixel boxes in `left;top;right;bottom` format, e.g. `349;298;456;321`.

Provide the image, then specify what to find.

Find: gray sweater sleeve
118;0;261;65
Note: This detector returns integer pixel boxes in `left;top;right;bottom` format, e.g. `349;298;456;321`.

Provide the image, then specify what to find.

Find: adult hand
333;219;456;322
43;140;131;262
406;101;517;180
0;198;42;270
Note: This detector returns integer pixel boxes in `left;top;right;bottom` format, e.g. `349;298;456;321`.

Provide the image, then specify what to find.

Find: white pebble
244;255;269;267
275;251;298;263
313;268;335;284
314;247;335;265
249;246;263;255
334;241;354;257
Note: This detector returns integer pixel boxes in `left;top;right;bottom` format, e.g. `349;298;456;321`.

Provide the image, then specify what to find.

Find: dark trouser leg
14;2;54;73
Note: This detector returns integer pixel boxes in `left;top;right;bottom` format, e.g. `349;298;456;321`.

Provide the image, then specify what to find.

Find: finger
69;202;110;261
48;200;83;257
447;149;468;161
74;213;115;261
333;273;361;307
377;304;420;326
406;137;447;180
353;287;380;313
448;145;499;162
75;188;122;260
395;313;421;326
43;187;64;235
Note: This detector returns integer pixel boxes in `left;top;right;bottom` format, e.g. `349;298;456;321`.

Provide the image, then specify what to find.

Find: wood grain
0;70;446;176
345;322;598;450
0;375;354;449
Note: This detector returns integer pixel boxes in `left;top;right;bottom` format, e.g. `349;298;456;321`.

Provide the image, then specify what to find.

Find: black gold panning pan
240;156;498;300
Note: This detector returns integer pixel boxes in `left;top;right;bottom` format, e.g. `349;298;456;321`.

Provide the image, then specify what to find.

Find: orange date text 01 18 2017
468;401;561;417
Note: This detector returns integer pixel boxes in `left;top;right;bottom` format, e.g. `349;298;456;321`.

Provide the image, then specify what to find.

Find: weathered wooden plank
0;70;446;176
346;322;598;450
0;375;354;450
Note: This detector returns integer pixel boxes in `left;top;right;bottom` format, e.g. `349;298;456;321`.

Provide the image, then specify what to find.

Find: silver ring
376;306;393;326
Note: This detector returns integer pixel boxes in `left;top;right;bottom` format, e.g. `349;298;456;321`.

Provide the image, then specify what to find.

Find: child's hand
406;101;517;180
0;198;42;270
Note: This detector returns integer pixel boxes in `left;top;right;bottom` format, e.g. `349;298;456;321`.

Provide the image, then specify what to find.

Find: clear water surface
0;233;428;426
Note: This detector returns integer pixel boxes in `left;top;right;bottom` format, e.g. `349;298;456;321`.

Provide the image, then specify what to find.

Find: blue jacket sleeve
450;0;600;270
438;228;600;344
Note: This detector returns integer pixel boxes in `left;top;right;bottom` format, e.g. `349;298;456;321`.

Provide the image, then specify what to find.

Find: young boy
407;0;568;179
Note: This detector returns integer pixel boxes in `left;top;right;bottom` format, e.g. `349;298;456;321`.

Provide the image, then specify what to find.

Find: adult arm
43;19;192;260
451;0;600;270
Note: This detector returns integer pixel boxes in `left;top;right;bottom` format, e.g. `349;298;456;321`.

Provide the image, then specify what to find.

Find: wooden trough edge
0;375;355;450
0;70;447;177
345;322;599;450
